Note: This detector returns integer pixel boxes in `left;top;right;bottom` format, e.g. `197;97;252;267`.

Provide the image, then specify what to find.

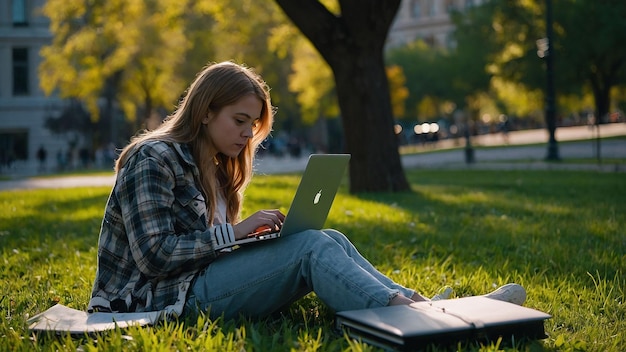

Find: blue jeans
184;229;415;320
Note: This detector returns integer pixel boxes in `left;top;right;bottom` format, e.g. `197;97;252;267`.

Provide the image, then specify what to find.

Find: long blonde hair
116;61;274;224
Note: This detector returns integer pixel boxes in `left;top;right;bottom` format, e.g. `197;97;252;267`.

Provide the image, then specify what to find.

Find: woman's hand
233;209;285;240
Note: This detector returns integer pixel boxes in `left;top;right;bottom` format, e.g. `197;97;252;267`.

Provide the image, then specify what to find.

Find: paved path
401;138;626;171
1;124;624;191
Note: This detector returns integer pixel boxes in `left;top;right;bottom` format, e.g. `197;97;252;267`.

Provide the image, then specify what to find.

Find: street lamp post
454;109;474;164
464;113;474;164
544;0;560;160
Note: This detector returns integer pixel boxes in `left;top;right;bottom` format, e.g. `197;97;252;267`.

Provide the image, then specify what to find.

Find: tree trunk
275;0;409;192
333;50;409;192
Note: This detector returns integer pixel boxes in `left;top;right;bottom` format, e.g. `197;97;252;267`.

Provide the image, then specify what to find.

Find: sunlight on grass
1;169;624;351
425;185;572;217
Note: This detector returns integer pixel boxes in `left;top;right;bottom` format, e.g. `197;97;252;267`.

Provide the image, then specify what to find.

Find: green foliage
286;38;338;125
40;0;138;118
115;0;191;123
39;0;194;143
449;1;545;119
469;0;626;120
388;0;626;125
1;168;625;351
38;0;330;136
386;65;409;118
386;41;450;120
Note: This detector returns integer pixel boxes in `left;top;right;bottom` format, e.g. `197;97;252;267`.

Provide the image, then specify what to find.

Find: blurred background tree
39;0;191;147
474;0;626;124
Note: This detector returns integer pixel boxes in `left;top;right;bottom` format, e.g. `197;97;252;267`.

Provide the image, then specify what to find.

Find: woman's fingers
258;209;285;227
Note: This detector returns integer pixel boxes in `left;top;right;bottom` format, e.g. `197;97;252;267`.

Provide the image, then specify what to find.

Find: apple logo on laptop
313;190;322;204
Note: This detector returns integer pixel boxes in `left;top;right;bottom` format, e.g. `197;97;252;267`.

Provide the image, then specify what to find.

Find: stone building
387;0;484;49
0;0;66;175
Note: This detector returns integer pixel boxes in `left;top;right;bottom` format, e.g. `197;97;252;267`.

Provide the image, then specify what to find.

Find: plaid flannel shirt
88;141;233;314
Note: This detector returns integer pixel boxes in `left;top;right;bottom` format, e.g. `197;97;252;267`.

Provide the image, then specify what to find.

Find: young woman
88;61;525;321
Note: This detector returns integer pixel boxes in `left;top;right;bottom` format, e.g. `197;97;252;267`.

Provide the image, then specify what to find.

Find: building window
0;130;29;166
446;0;458;13
411;0;422;18
13;48;29;96
428;0;437;16
12;0;28;26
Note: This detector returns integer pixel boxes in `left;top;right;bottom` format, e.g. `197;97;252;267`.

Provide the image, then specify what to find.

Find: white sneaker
483;283;526;305
431;286;453;301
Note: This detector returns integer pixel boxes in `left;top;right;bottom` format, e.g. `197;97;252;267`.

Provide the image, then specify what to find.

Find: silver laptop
227;153;350;249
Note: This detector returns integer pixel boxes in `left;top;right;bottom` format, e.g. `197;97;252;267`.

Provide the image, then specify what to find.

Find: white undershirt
214;192;227;225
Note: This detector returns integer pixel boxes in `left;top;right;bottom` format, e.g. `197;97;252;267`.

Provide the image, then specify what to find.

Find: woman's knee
290;229;347;252
321;228;351;247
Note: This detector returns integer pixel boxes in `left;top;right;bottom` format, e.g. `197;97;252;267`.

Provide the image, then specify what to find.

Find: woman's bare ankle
389;295;415;306
411;293;429;302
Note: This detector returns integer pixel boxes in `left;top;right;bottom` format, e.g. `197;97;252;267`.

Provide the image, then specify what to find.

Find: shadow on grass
344;169;624;285
0;188;109;252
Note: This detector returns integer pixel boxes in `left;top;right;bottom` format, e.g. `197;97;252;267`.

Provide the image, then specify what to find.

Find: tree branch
274;0;342;56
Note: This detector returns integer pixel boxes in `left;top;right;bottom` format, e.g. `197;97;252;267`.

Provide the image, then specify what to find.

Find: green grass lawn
1;168;624;351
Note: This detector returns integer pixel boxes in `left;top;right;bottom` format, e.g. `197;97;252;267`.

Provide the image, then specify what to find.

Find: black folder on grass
335;296;551;351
